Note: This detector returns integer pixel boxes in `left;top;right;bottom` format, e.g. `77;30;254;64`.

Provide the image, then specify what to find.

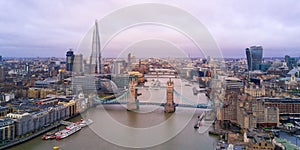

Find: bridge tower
164;78;176;113
127;76;140;111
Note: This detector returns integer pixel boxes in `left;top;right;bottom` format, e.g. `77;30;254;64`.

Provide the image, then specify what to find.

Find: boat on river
194;113;205;129
55;123;82;140
42;132;56;140
54;119;93;140
150;79;161;90
77;119;94;128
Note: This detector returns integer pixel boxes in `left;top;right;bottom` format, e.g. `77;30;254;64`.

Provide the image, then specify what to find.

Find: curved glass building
246;46;263;71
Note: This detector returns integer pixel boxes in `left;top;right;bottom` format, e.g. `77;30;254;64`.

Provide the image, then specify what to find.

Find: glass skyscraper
66;49;75;71
245;46;263;71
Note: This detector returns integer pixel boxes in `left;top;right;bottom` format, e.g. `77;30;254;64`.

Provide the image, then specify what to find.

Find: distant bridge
93;89;212;110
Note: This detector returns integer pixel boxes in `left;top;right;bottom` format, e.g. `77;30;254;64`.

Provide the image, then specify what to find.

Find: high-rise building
73;54;83;75
285;55;290;63
0;66;4;82
66;49;75;71
128;53;132;63
24;63;30;73
127;53;136;64
0;66;5;82
285;55;297;69
89;20;102;74
112;60;125;74
0;55;3;81
58;69;65;81
245;46;263;71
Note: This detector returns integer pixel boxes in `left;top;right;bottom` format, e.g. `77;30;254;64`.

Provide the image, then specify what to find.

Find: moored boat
42;131;56;140
77;119;94;128
55;123;81;140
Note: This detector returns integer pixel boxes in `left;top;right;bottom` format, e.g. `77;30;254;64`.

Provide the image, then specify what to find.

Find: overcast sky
0;0;299;58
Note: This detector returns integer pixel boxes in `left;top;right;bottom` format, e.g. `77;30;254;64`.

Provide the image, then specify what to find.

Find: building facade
246;46;263;71
66;49;75;72
6;104;68;137
58;100;77;117
264;97;300;115
219;77;244;123
73;54;83;75
0;119;15;145
0;66;5;82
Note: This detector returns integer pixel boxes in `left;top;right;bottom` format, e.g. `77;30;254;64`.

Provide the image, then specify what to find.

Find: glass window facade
245;46;263;71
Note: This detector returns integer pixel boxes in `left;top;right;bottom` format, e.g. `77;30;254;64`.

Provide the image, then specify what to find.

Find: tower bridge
92;77;212;112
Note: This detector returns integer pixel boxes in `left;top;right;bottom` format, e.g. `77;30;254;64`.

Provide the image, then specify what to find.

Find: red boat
42;132;56;140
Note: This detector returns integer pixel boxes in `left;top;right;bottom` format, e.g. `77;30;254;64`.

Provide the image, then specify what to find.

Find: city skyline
0;0;300;58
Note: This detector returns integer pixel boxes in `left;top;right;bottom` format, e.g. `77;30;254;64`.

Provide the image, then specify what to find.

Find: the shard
89;20;102;74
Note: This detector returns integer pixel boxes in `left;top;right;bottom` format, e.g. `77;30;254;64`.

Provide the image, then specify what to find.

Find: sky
0;0;300;58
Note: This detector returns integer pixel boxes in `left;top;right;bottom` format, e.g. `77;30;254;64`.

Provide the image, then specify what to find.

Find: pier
60;120;73;126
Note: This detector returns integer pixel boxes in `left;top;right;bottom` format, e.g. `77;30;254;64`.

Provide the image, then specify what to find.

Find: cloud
0;0;299;58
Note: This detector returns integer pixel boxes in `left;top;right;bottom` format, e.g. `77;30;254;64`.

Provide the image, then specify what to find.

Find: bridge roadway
94;91;211;109
98;101;211;110
93;77;211;110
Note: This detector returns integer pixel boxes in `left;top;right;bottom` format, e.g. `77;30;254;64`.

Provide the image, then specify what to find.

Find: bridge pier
164;78;176;113
127;76;140;111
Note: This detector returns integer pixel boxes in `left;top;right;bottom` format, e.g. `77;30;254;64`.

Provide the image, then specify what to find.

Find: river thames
10;78;219;150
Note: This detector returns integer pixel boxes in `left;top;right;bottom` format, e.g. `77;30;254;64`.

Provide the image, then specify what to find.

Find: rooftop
264;97;300;103
225;77;241;82
287;68;299;75
0;118;14;127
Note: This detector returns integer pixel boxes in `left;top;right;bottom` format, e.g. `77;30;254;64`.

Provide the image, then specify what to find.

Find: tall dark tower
0;55;3;66
245;48;251;71
90;20;102;74
245;46;263;71
66;49;75;71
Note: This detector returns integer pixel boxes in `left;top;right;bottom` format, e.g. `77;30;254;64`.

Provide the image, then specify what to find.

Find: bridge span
91;78;213;112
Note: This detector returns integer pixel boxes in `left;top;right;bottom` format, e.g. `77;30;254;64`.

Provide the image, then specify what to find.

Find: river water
9;78;219;150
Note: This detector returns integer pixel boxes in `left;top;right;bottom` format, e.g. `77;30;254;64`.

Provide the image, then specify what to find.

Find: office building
112;60;125;74
245;46;263;71
285;55;297;69
0;66;4;82
128;53;132;63
66;49;75;71
73;54;83;75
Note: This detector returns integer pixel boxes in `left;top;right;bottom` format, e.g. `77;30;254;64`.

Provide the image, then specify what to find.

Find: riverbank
9;106;218;150
0;114;81;150
207;126;300;150
5;79;212;149
0;121;61;150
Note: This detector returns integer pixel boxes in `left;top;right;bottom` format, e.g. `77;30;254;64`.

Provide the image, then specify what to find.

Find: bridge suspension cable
92;89;210;109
